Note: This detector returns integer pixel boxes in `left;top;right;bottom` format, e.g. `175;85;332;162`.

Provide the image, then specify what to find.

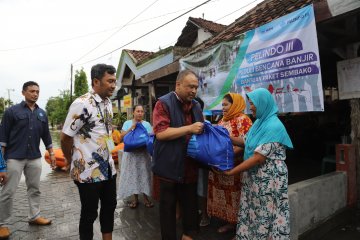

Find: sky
0;0;264;109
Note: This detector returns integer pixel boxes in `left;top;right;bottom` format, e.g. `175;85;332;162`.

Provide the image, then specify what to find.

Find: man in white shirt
61;64;117;240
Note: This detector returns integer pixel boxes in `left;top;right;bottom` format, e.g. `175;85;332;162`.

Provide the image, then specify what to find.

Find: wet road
10;130;235;240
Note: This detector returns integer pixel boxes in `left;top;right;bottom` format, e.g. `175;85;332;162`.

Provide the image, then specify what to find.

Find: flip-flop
199;216;210;227
217;224;235;233
144;201;154;208
127;201;138;209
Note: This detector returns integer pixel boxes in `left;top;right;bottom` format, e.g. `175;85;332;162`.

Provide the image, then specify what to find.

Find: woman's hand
121;122;137;139
211;167;234;176
223;169;235;176
230;135;245;147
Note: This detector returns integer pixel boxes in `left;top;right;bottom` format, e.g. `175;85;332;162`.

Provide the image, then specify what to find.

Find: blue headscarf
244;88;293;160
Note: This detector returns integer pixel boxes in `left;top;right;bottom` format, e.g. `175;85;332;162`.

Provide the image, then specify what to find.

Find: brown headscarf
222;93;246;122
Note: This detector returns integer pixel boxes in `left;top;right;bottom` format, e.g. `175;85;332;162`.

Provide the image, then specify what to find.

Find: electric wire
0;5;197;52
72;0;160;63
75;0;213;66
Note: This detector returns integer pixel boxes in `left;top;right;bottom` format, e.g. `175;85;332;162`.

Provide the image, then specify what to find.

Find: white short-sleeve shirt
62;91;116;183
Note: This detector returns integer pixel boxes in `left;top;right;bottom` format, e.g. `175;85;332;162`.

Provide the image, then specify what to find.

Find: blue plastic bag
187;122;234;171
123;122;149;152
0;148;6;170
146;134;155;156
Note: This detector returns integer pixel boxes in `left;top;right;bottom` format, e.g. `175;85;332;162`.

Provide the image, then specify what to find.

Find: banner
180;5;324;113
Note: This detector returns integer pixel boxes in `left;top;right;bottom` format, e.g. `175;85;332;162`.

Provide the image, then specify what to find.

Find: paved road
6;169;235;240
7;166;360;240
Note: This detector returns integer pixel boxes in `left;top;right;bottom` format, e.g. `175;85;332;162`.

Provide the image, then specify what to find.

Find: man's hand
189;122;204;134
0;171;7;186
60;132;74;172
50;155;57;170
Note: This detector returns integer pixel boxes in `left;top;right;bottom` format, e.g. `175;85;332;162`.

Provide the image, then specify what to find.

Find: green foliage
45;90;72;127
112;112;127;128
0;97;13;115
74;68;89;98
0;97;5;114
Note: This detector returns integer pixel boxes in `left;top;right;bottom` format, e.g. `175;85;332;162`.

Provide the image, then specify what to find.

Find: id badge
105;137;115;152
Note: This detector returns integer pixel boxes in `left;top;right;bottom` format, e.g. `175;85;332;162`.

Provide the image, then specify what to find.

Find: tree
0;97;14;115
74;68;89;98
0;97;5;114
45;90;72;128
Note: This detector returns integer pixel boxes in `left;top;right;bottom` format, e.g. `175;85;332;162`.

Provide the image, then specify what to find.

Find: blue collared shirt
0;101;53;160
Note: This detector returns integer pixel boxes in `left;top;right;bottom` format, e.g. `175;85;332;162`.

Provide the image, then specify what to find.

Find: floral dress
207;114;252;223
236;142;290;240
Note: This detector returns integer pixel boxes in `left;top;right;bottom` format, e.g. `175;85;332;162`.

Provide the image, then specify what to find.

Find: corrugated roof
188;0;315;54
125;49;154;63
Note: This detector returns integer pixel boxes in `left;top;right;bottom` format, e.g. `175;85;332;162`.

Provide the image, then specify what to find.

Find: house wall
117;51;174;87
327;0;360;17
118;55;137;86
289;171;347;239
192;29;213;47
135;52;174;79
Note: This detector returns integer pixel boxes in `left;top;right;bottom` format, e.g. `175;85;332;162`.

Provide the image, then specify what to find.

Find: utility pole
6;88;15;108
70;64;73;102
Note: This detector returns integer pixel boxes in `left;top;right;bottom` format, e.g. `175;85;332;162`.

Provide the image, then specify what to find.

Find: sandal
217;224;235;233
144;201;154;208
127;201;138;209
199;216;210;227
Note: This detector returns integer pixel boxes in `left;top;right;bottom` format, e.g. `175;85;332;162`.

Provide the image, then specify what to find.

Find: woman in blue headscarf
224;88;293;240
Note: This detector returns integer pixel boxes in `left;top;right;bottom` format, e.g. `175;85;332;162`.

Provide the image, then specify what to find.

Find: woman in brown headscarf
207;93;252;235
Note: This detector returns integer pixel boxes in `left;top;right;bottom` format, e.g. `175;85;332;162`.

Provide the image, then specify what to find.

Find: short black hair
23;81;39;91
133;104;143;112
194;97;204;110
176;69;197;82
91;64;116;87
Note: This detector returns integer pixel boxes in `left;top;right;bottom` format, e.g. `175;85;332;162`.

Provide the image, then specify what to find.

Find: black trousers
75;175;117;240
159;179;199;240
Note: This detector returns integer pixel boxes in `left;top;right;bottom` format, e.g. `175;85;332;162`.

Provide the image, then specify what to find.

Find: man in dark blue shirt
0;81;56;239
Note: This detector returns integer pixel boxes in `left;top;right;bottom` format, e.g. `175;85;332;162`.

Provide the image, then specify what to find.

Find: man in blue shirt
0;81;56;239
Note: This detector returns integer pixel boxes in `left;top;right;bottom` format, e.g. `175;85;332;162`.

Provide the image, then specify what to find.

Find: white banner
180;5;324;113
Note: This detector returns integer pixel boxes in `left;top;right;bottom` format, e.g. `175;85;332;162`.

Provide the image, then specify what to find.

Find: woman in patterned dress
117;105;154;208
224;88;293;240
207;93;252;235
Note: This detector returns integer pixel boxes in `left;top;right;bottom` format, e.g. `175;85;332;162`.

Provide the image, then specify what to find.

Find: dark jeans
75;175;117;240
159;180;199;240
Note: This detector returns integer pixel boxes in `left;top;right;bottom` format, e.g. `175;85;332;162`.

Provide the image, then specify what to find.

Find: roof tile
125;49;154;63
188;0;314;54
189;17;226;34
175;17;226;47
